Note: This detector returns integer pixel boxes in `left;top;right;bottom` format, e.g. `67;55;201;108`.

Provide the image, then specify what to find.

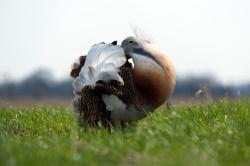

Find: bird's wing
73;43;126;93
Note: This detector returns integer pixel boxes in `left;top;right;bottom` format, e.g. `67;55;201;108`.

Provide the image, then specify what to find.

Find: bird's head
121;36;159;71
121;36;151;55
121;34;164;76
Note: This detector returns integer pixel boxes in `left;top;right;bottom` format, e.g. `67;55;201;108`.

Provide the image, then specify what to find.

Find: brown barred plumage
77;86;111;128
70;55;86;79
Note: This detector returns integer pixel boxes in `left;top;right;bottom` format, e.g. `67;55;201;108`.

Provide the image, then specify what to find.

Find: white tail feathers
73;43;126;93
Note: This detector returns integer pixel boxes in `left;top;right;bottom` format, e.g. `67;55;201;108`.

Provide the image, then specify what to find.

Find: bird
70;32;176;128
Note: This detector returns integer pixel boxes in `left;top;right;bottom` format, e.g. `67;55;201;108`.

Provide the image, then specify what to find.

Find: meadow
0;99;250;166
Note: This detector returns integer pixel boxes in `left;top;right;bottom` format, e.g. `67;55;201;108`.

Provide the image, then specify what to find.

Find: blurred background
0;0;249;107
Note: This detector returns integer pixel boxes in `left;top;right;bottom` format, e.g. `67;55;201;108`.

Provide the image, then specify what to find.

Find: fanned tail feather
73;43;126;93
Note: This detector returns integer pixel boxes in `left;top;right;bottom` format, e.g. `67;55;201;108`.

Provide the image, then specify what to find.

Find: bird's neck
131;50;175;109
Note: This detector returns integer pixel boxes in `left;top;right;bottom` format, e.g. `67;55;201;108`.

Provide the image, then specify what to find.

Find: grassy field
0;99;250;166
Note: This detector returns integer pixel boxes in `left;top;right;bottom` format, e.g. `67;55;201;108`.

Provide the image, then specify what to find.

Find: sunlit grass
0;99;250;166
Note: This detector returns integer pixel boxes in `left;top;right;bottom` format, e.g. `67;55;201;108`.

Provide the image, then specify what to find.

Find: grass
0;99;250;166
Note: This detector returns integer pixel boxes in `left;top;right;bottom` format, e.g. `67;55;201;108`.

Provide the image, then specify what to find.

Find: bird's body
71;34;175;127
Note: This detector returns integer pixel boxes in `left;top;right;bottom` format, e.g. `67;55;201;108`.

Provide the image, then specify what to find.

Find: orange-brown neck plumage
131;45;176;109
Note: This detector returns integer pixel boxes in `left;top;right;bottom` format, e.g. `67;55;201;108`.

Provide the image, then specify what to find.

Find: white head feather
130;25;154;46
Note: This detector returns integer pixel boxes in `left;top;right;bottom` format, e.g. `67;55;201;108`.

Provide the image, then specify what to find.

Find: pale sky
0;0;250;84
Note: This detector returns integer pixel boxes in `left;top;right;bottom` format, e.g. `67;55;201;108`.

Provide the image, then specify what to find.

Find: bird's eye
129;41;134;44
